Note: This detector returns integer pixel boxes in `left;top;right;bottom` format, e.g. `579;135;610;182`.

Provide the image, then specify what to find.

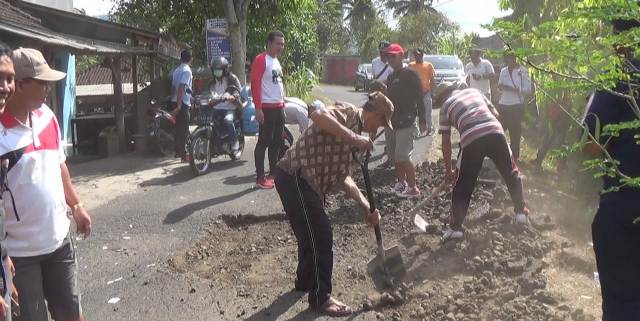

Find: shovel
405;179;449;232
354;148;406;288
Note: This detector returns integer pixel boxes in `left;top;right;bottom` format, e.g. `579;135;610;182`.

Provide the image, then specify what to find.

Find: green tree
394;10;456;53
384;0;437;18
342;0;377;22
113;0;320;89
435;28;476;59
223;0;251;84
246;0;320;75
342;0;392;60
489;0;640;193
317;0;350;55
359;17;394;60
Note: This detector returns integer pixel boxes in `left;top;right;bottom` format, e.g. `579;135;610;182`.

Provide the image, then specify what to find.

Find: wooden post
132;54;147;153
110;56;126;152
150;59;157;81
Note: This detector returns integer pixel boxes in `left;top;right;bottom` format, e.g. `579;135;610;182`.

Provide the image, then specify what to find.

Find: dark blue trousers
592;196;640;321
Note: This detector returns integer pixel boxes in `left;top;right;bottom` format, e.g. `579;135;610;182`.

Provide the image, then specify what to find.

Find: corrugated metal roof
0;0;155;55
77;58;151;86
0;0;41;28
0;19;154;55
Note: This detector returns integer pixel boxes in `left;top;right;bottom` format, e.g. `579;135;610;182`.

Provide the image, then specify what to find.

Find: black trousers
274;167;332;308
173;105;190;157
497;104;524;161
450;133;526;230
592;197;640;321
255;108;285;178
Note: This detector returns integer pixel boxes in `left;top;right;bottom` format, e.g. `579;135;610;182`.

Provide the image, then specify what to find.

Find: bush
286;65;318;102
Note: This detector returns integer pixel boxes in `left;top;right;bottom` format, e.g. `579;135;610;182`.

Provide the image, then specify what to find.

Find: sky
434;0;511;36
74;0;508;36
73;0;115;16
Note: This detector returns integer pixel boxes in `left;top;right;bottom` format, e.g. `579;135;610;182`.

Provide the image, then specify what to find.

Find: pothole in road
168;161;599;321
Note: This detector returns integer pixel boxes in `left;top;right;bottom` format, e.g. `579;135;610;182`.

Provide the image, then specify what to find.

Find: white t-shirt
0;104;70;257
250;52;285;108
498;66;532;106
284;97;309;133
170;63;193;107
465;59;494;94
210;79;235;111
371;56;393;83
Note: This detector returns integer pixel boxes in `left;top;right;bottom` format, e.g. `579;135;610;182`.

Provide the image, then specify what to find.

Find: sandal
314;297;353;317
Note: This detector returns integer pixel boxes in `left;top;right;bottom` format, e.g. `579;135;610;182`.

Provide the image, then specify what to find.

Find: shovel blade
366;245;406;288
414;214;429;232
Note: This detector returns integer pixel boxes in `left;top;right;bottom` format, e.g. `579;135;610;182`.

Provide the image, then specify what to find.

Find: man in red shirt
251;31;286;189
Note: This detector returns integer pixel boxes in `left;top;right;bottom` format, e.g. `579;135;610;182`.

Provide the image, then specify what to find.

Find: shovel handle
359;151;385;246
359;151;376;212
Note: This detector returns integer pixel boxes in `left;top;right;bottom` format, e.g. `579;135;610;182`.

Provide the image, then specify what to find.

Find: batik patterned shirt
278;103;363;195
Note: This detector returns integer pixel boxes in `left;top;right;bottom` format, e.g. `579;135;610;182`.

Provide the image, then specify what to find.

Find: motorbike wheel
189;130;211;175
155;129;175;157
229;135;245;160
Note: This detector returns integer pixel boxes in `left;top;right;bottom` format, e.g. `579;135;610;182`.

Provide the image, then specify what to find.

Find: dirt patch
170;161;601;320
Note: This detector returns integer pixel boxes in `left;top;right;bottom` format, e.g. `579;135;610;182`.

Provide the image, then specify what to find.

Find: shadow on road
139;166;193;187
140;160;248;187
242;290;305;321
163;187;255;224
69;153;176;184
223;174;256;186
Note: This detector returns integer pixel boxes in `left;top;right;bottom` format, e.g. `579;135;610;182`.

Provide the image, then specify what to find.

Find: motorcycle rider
208;56;242;158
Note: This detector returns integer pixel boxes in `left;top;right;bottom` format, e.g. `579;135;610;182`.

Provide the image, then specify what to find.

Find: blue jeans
213;109;239;150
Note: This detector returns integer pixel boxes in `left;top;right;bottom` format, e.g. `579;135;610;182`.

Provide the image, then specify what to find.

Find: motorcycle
189;86;246;175
147;99;177;157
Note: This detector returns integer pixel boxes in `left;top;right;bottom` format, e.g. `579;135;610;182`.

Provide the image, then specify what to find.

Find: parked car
354;63;373;92
424;55;465;85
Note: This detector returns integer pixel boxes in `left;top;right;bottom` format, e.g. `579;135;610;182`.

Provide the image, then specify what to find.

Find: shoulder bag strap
375;64;389;80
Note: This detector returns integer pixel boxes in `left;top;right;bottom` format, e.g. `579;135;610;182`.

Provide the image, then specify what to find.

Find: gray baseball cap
12;48;66;81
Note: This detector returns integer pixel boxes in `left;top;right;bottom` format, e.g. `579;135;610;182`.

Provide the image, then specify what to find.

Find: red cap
386;43;404;55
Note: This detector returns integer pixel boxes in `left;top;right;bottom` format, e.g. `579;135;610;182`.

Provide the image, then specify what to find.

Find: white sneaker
399;186;421;198
392;181;407;196
514;213;529;224
442;228;464;241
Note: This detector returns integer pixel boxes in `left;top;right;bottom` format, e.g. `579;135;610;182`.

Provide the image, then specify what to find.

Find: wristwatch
72;202;84;213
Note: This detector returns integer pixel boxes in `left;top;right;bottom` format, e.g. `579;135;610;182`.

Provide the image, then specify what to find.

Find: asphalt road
71;84;436;320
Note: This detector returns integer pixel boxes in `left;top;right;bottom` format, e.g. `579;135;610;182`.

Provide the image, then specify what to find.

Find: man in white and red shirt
251;30;286;189
3;48;91;321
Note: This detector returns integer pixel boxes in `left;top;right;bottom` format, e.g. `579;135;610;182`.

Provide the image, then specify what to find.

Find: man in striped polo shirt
434;81;529;240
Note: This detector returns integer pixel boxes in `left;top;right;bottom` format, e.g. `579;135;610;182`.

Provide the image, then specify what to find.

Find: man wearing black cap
584;15;640;321
371;41;393;83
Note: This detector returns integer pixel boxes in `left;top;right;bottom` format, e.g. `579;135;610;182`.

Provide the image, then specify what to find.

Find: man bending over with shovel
274;92;394;316
433;81;530;241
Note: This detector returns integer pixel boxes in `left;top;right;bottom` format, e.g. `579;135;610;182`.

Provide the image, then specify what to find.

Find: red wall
323;56;361;85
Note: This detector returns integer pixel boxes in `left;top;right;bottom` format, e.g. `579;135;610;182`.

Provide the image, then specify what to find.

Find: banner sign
206;18;232;65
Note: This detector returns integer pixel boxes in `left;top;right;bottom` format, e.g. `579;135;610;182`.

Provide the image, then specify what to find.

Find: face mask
213;69;223;78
